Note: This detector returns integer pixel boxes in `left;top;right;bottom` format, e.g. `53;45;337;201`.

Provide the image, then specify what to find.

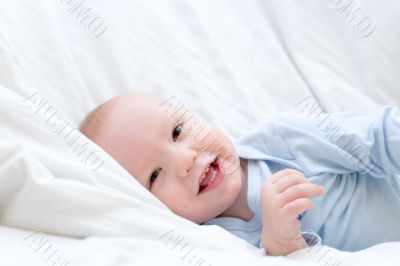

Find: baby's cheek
156;186;185;205
164;197;195;219
192;126;217;150
224;155;240;175
200;128;228;154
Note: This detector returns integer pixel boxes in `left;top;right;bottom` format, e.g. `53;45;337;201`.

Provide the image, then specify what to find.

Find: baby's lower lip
198;158;225;194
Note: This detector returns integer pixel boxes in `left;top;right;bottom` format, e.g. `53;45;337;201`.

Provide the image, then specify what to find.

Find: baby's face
97;93;242;224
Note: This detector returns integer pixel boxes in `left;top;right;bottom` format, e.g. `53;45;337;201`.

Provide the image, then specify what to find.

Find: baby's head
80;92;243;224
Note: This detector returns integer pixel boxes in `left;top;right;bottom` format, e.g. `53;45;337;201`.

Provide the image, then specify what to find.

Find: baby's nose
178;149;197;177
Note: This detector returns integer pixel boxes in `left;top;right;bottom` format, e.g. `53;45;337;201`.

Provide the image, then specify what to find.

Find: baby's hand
260;169;325;256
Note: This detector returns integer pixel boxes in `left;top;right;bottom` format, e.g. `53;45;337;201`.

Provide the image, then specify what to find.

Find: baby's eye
172;123;183;142
150;168;161;186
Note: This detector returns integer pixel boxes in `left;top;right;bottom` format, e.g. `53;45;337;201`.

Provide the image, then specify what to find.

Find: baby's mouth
198;158;224;194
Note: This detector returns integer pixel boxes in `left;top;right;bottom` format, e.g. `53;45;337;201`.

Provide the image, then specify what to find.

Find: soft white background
0;0;399;265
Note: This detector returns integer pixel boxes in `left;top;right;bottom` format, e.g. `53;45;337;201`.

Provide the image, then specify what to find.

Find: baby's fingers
275;174;309;193
279;183;325;206
282;198;314;220
268;168;304;184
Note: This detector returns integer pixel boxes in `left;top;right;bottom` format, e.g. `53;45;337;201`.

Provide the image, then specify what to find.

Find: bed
0;0;399;265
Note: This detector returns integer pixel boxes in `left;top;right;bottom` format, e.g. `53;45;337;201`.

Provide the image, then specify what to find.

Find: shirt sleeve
272;106;400;178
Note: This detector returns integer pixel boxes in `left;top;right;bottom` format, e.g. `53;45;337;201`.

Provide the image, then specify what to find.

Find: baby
80;92;400;256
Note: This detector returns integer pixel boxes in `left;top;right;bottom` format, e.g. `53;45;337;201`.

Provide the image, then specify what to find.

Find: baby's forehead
112;93;161;113
110;94;171;126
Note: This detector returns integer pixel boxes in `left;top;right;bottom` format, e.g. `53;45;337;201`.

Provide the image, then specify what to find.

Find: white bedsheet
0;0;399;265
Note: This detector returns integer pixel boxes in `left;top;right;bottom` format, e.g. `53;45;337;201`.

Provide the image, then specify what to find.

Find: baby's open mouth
198;158;225;194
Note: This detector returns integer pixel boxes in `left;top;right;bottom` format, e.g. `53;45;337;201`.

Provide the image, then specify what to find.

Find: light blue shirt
204;106;400;252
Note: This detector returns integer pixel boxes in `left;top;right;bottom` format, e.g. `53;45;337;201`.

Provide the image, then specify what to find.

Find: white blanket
0;1;399;265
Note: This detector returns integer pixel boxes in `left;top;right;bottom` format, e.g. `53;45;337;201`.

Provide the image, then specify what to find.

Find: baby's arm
274;106;400;178
260;169;325;256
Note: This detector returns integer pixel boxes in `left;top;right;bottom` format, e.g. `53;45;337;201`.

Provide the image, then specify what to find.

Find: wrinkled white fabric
0;0;399;265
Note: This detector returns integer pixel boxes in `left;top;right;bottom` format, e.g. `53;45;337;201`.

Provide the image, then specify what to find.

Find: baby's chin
224;168;242;194
217;172;243;208
187;183;241;224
